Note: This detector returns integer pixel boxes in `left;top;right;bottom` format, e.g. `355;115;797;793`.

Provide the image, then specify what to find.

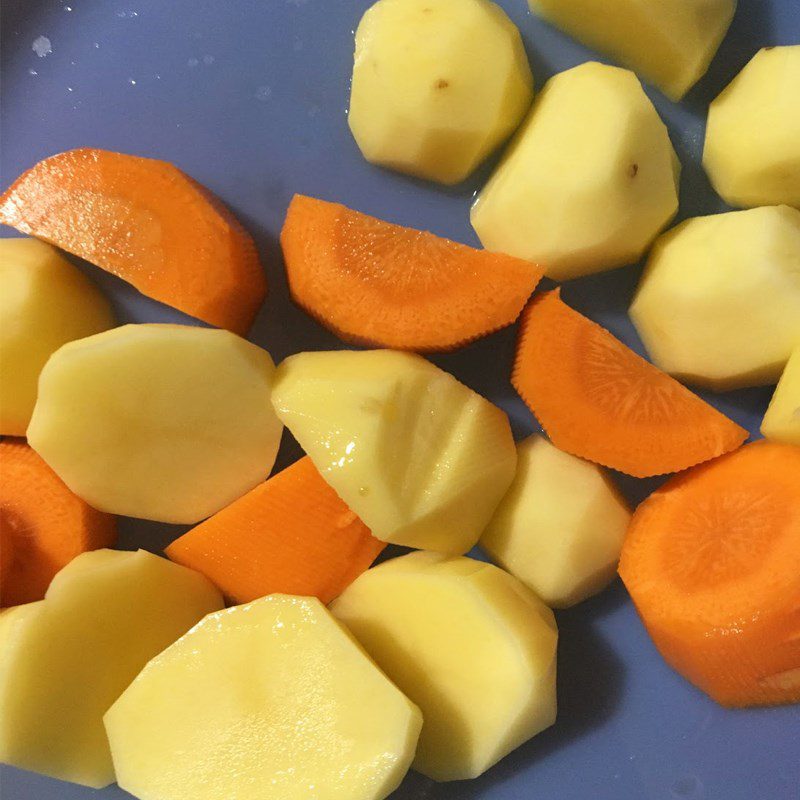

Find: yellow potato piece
349;0;533;185
481;435;630;608
704;46;800;209
104;595;421;800
271;350;517;555
332;552;557;781
27;323;283;523
631;206;800;391
761;345;800;445
471;62;679;280
0;237;114;435
529;0;736;101
0;549;222;788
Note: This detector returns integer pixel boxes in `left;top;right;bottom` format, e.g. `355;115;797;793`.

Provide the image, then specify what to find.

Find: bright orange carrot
280;194;543;351
0;439;116;606
512;290;748;477
165;456;386;605
0;149;266;335
619;440;800;707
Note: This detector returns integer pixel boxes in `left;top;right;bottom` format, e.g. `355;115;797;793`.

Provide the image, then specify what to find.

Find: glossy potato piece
631;207;800;390
704;47;800;209
271;350;517;554
349;0;533;184
105;595;422;800
480;435;631;608
27;324;283;524
0;549;223;787
529;0;736;101
332;552;558;781
471;62;679;280
0;238;114;435
761;345;800;445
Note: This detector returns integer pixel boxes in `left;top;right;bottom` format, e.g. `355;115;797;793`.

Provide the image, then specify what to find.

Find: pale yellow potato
27;324;283;524
704;46;800;208
105;595;421;800
529;0;736;101
471;62;679;280
631;206;800;391
332;552;557;781
349;0;533;185
0;237;114;435
0;549;222;788
761;345;800;445
271;349;517;555
480;435;630;608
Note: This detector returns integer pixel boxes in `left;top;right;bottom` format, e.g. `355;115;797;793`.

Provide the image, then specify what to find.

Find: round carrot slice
0;148;266;335
512;289;748;477
280;194;543;351
619;440;800;707
0;439;116;607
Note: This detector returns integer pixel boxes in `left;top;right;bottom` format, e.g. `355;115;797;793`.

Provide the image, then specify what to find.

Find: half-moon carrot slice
165;456;385;605
0;439;116;607
619;440;800;707
280;194;543;351
512;289;747;477
0;149;266;335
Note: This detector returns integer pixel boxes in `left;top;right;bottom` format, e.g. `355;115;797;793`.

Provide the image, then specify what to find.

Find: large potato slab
0;549;222;787
105;594;421;800
332;552;558;781
630;206;800;391
271;349;517;555
349;0;533;184
704;46;800;209
0;237;114;435
481;435;630;608
761;345;800;445
27;324;283;523
471;62;679;280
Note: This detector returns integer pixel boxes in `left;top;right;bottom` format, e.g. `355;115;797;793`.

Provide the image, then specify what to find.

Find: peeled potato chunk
761;345;800;445
271;349;517;555
631;206;800;391
0;549;222;788
704;46;800;209
349;0;533;185
471;62;679;280
105;594;421;800
0;237;114;435
480;435;631;608
332;552;558;781
529;0;736;101
27;324;283;524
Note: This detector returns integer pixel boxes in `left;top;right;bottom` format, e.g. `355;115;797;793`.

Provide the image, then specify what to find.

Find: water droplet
255;85;272;101
64;5;73;11
70;60;76;65
202;54;214;65
32;35;52;58
28;68;38;76
128;78;136;86
93;41;101;49
187;57;199;68
67;86;74;92
154;73;162;80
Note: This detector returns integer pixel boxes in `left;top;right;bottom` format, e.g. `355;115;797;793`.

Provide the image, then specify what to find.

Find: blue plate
2;2;799;799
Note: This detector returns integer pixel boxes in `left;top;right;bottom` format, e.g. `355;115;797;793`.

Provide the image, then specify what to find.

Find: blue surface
1;2;799;799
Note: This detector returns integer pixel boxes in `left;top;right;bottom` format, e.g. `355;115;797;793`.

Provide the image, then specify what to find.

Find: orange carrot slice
0;149;266;335
512;290;748;477
165;456;385;605
619;440;800;707
280;194;543;350
0;439;116;606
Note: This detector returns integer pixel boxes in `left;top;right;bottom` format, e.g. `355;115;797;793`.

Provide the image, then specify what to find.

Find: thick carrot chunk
0;149;266;335
281;194;543;351
512;290;748;477
165;456;385;605
0;439;116;606
619;440;800;706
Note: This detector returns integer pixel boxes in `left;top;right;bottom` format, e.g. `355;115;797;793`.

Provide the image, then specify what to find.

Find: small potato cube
761;346;800;446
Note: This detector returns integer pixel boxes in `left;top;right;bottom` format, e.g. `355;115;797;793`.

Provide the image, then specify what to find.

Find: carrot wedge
280;194;543;351
512;290;747;477
165;456;385;605
619;440;800;707
0;439;116;606
0;149;266;335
